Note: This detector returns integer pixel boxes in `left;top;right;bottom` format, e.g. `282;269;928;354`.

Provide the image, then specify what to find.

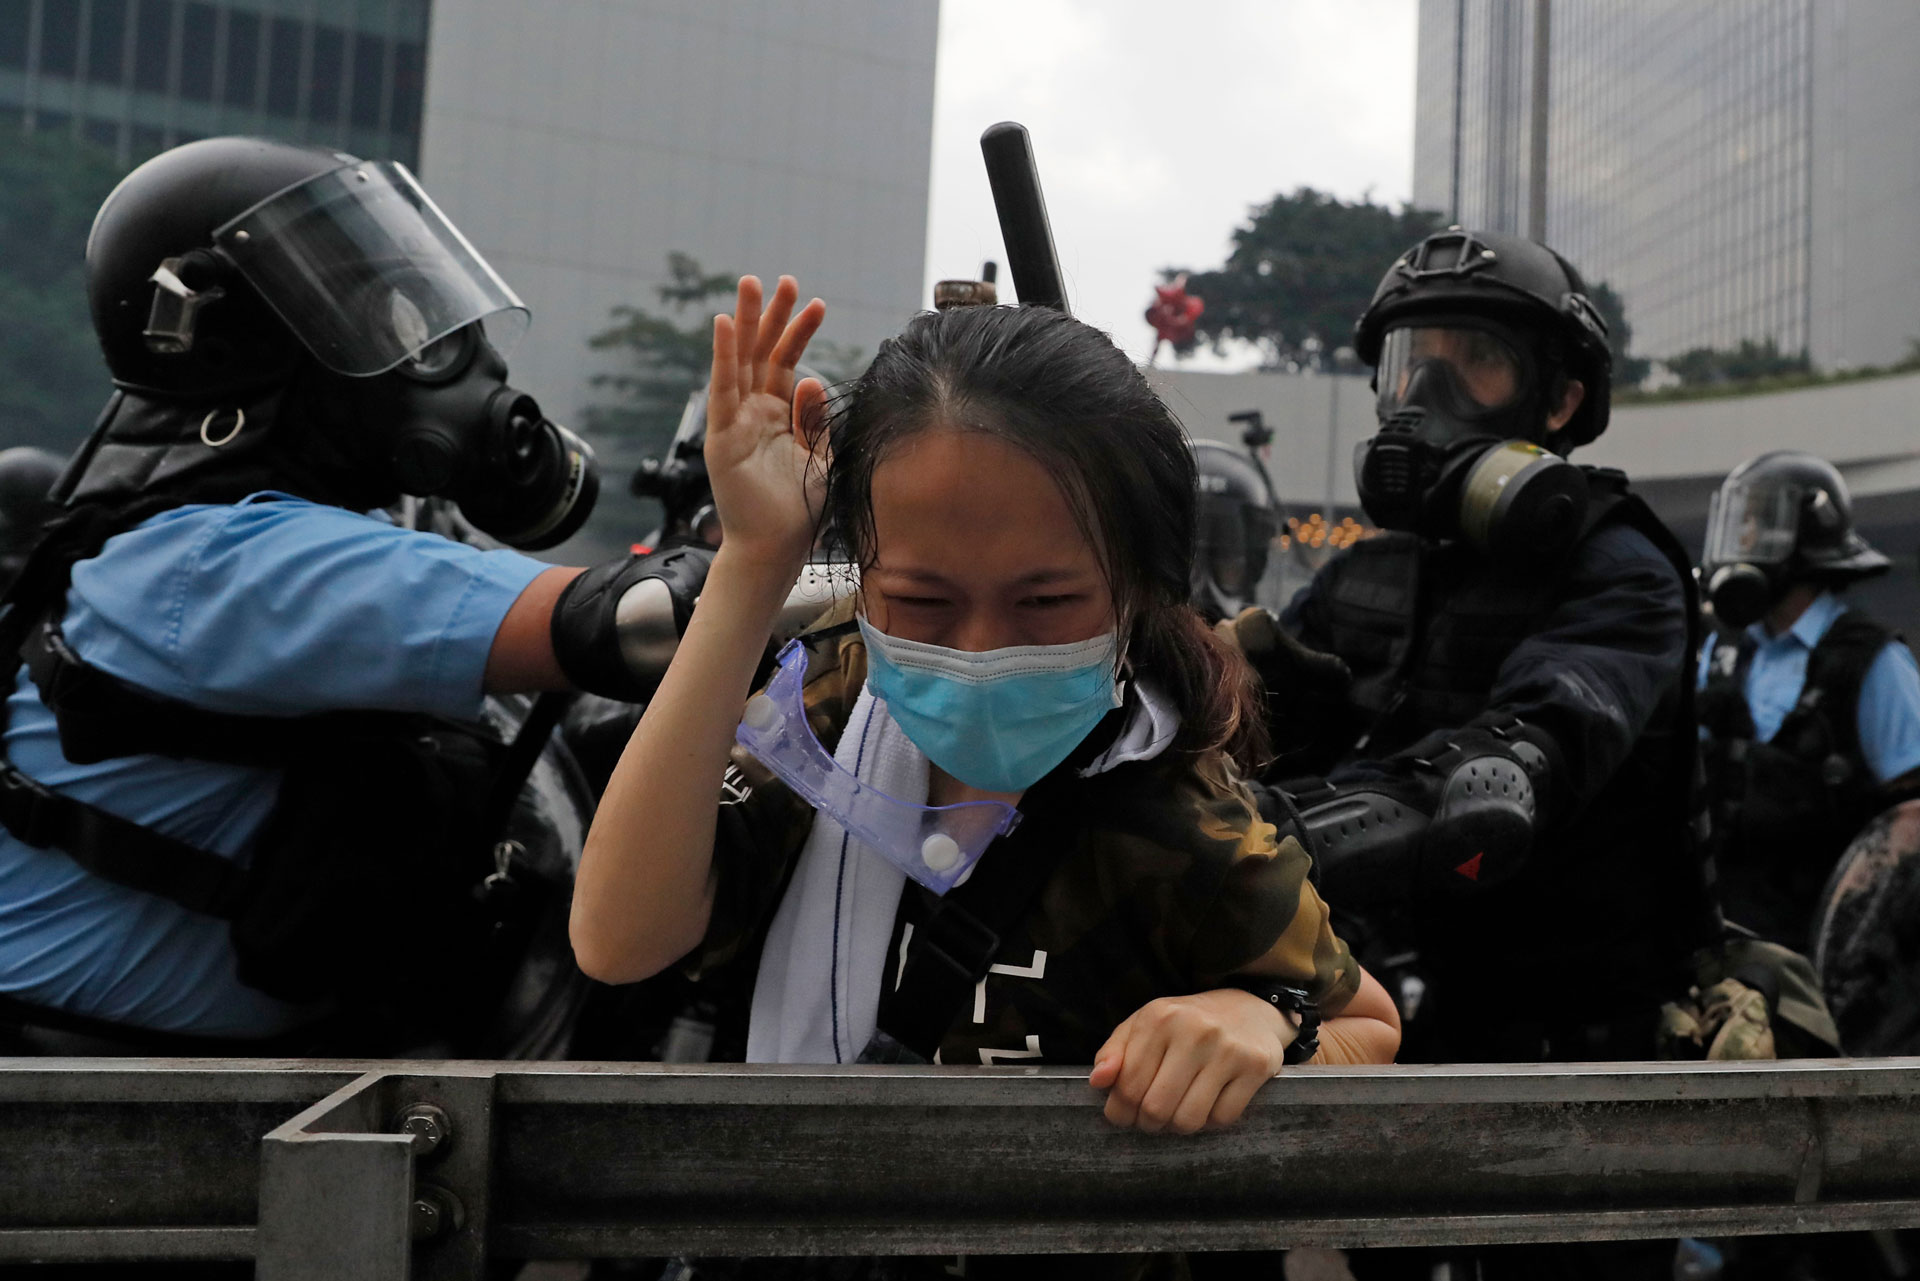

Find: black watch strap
1220;977;1322;1065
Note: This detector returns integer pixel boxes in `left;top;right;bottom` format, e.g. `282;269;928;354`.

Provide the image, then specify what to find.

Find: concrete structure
0;0;429;166
1412;0;1920;373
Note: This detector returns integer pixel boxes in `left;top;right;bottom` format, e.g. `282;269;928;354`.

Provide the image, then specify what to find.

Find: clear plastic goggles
1703;477;1800;568
1376;323;1527;417
215;159;528;377
736;640;1021;894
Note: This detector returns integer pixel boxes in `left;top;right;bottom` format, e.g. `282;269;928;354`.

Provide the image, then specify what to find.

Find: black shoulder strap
869;770;1083;1062
21;612;422;767
0;764;248;917
1800;610;1896;764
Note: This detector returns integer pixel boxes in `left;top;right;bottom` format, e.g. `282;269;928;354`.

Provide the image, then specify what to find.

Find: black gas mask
1355;321;1588;564
317;321;598;550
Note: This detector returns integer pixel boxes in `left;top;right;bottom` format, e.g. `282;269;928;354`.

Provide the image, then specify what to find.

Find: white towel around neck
744;676;1180;1065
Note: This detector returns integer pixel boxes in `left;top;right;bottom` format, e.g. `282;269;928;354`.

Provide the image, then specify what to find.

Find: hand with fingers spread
1088;988;1296;1135
705;274;829;574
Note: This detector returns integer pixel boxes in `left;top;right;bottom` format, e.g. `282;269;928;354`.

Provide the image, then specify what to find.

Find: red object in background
1145;274;1205;350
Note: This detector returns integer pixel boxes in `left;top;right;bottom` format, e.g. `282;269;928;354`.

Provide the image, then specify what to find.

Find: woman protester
573;276;1399;1134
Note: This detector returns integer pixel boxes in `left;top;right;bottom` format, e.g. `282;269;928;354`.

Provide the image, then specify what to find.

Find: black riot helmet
1188;439;1279;622
1702;451;1890;629
0;446;65;590
73;137;597;549
1350;228;1611;565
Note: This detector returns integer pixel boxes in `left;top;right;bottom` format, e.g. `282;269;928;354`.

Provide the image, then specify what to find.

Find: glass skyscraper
1413;0;1920;372
0;0;429;168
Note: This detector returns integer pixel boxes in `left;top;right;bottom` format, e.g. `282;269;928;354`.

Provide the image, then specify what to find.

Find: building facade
414;0;939;555
1413;0;1920;373
1;0;940;558
0;0;428;167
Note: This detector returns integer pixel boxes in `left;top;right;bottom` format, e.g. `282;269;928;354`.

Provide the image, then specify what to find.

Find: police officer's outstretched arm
572;276;828;983
1287;520;1691;905
1469;522;1691;823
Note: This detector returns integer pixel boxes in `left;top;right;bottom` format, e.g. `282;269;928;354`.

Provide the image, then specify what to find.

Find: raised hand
705;275;829;573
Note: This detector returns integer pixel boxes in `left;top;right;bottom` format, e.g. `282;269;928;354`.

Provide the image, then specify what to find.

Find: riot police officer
0;138;718;1054
0;447;63;595
1188;439;1279;623
1697;451;1920;951
1237;228;1715;1071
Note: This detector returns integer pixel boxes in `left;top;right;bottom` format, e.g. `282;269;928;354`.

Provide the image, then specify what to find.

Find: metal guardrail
5;1057;1920;1278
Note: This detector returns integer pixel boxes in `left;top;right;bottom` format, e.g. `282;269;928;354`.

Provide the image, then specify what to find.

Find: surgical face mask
856;616;1123;795
736;640;1020;894
1355;321;1587;564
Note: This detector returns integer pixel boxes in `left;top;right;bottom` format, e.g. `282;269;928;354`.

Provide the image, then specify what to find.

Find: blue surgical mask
856;616;1123;793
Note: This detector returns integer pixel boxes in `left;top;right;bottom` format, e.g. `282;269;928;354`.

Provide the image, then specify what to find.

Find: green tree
0;131;126;455
1166;189;1450;366
576;253;865;554
1664;338;1810;388
1584;280;1650;388
584;252;863;459
583;252;738;457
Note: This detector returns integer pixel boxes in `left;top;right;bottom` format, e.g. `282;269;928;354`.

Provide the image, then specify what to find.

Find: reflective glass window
265;16;300;116
223;9;258;107
132;0;172;93
391;39;422;136
85;0;126;83
40;0;81;77
308;23;341;121
349;31;384;129
177;1;212;100
0;0;28;69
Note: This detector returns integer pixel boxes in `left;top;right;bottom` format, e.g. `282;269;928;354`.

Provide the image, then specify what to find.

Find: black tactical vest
1307;474;1715;1025
1698;610;1903;949
0;481;562;1049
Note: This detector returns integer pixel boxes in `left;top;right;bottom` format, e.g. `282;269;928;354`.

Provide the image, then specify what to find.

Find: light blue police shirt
1695;590;1920;785
0;494;549;1037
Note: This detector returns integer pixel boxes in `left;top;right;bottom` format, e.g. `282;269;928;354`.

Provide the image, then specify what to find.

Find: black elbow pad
1270;728;1543;909
549;545;715;702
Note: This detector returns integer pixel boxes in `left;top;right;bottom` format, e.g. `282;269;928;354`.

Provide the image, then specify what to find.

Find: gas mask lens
1376;325;1525;417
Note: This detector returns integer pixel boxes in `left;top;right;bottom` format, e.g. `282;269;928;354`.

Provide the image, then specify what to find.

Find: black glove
1215;607;1352;760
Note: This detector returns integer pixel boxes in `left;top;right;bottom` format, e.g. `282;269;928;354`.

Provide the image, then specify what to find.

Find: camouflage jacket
700;620;1361;1067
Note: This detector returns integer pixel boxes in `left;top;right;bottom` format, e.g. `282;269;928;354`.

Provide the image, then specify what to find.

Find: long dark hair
823;304;1271;774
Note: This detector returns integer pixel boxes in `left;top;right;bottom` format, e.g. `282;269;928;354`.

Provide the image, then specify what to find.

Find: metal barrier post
258;1072;415;1281
256;1066;497;1281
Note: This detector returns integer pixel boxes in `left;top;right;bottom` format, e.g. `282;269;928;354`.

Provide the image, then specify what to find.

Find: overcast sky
923;0;1419;369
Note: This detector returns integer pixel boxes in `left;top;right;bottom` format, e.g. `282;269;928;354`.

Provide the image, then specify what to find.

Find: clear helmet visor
1703;478;1800;568
1376;324;1527;417
214;159;528;377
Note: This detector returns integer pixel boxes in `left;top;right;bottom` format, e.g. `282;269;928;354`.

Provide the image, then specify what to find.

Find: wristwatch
1221;977;1322;1065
